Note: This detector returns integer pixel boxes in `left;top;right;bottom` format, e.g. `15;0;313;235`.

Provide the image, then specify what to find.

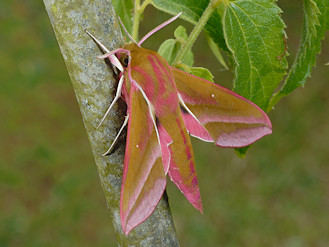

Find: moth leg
103;114;129;156
97;75;125;128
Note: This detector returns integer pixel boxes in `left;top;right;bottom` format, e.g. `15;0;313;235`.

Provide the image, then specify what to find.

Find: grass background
1;0;328;246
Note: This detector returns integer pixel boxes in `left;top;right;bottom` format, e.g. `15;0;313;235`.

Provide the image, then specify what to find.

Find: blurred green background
1;0;328;246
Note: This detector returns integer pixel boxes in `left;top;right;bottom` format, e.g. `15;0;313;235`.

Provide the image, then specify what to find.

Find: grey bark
42;0;179;246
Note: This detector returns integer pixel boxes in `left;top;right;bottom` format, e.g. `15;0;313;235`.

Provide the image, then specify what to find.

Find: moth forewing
120;82;167;235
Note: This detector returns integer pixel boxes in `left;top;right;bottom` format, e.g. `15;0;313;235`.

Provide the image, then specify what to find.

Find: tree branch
43;0;179;245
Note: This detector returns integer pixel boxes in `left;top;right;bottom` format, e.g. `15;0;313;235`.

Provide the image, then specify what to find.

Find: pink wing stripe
167;116;203;213
196;114;270;125
180;108;213;142
168;161;203;213
181;106;271;147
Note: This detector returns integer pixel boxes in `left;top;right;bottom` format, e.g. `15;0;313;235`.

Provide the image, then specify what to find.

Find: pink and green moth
86;13;272;235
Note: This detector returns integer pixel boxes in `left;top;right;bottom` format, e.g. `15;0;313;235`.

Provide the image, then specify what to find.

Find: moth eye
124;57;129;66
121;55;129;68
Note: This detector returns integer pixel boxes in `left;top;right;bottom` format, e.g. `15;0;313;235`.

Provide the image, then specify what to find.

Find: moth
86;13;272;235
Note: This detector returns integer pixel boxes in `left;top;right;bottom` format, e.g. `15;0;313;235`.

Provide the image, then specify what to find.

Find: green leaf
190;67;214;82
158;25;194;66
223;0;288;111
304;0;321;37
112;0;134;34
205;34;229;70
151;0;228;51
234;145;250;159
158;39;179;65
268;0;329;110
174;25;189;41
158;26;214;82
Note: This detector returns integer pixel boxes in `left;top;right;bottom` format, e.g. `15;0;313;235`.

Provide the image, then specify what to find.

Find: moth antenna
85;29;110;53
97;75;125;128
138;12;182;46
103;114;129;156
117;16;138;45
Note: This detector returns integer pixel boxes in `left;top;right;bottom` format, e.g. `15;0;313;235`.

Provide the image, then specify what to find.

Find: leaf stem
172;0;223;66
132;0;141;40
132;0;151;41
